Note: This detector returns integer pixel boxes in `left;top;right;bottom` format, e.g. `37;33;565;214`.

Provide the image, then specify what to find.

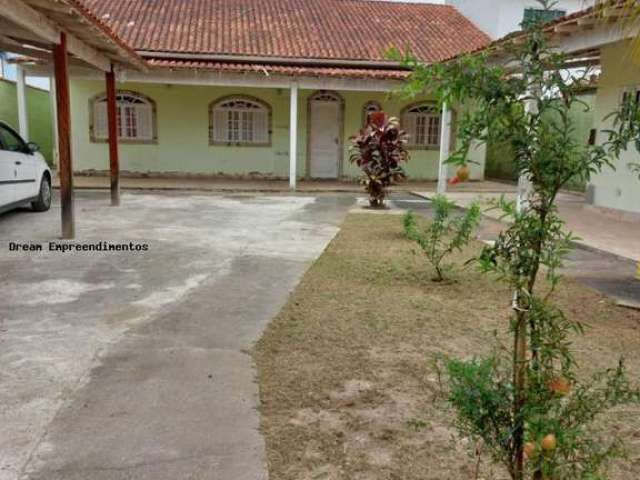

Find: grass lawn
254;213;640;480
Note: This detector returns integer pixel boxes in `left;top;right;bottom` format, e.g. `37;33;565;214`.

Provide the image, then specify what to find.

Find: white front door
309;93;341;178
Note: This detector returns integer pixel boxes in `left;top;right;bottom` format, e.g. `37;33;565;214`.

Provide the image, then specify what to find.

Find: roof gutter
136;50;410;70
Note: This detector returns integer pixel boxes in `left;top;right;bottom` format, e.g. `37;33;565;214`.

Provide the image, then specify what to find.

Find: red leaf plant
349;111;410;208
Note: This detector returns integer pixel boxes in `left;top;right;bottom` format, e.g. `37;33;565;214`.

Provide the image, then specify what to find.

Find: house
485;76;599;190
18;0;490;186
479;1;640;215
443;0;595;39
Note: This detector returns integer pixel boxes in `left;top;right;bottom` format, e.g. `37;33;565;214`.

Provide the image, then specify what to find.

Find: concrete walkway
52;174;513;194
402;191;640;306
413;189;640;262
0;191;354;480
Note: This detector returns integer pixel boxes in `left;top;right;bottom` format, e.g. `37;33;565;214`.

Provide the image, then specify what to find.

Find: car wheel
31;175;52;212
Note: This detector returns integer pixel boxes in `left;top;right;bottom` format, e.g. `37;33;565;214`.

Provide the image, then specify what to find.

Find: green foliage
447;356;515;468
394;1;640;478
447;350;639;480
403;196;480;281
603;90;640;177
349;111;409;207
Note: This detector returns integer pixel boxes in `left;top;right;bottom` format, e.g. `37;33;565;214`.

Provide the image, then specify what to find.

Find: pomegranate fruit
456;164;470;182
549;377;571;396
541;434;557;455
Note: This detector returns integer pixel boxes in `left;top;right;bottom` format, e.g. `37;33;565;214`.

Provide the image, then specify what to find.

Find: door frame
306;90;345;180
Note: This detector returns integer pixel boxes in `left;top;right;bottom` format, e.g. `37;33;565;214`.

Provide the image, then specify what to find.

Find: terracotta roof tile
63;0;146;69
79;0;491;63
147;58;412;79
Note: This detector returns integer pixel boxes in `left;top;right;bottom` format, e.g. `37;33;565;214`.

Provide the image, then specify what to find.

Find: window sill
209;141;272;148
90;138;158;145
407;145;440;151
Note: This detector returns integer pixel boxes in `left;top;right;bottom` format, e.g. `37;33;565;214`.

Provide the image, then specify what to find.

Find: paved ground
53;174;514;194
1;189;637;480
393;194;640;306
414;190;640;262
0;191;355;480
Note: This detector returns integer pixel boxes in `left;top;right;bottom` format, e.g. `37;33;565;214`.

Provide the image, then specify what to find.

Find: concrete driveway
0;191;354;480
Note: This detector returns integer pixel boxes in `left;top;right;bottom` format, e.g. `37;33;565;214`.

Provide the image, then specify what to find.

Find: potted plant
349;111;409;208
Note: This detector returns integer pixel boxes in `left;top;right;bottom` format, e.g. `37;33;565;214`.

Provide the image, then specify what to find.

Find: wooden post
53;32;74;239
106;65;120;206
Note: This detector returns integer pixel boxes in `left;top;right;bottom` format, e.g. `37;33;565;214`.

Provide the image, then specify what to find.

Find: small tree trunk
513;306;528;480
434;265;444;282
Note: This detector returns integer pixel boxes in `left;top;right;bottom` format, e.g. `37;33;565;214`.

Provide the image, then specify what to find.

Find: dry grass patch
254;213;640;480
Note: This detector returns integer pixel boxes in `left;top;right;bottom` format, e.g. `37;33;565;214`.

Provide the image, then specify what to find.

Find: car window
0;125;26;153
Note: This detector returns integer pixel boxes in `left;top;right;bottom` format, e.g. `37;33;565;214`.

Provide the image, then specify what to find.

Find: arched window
401;102;441;149
90;91;156;143
209;96;271;146
362;101;382;126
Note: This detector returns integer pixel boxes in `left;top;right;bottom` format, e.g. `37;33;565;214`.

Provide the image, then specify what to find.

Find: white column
289;81;298;190
516;89;537;213
16;64;29;141
437;101;452;194
49;74;59;168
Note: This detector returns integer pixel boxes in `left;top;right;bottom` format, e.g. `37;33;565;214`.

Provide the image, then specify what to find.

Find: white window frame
209;95;272;146
402;102;441;150
90;91;157;144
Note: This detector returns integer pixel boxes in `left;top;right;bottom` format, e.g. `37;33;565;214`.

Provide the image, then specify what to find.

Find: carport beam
16;64;28;140
289;82;298;190
53;32;75;239
106;65;120;206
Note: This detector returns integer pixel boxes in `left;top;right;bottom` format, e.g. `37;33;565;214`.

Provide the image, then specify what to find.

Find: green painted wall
486;92;596;191
70;79;486;181
590;41;640;214
0;78;54;165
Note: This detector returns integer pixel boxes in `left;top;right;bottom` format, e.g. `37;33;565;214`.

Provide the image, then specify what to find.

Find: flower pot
369;197;385;208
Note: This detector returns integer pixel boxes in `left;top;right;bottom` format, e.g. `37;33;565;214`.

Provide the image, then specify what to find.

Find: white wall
590;41;640;214
444;0;594;39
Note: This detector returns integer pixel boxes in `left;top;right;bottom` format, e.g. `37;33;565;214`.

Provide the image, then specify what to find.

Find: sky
1;53;50;90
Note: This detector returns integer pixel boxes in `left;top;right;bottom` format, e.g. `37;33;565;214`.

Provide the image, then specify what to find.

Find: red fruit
456;164;470;182
523;442;536;459
541;434;557;455
548;377;571;397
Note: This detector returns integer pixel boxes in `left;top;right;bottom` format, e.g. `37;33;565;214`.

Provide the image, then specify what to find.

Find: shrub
403;195;480;282
349;111;409;208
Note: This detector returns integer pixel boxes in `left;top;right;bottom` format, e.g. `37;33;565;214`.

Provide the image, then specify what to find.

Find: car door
0;141;15;207
0;124;36;202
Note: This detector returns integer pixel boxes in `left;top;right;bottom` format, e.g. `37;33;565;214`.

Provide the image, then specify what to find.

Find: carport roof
0;0;146;71
445;0;634;65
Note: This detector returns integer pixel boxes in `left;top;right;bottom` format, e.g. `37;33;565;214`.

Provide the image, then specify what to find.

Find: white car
0;121;52;214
